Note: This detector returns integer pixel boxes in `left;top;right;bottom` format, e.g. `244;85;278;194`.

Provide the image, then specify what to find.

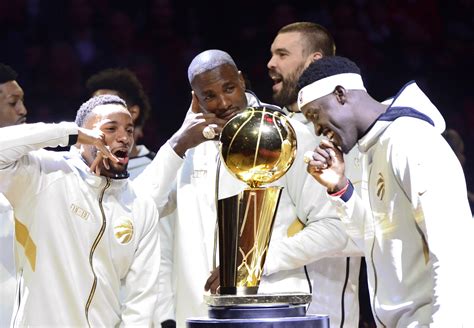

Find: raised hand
169;91;227;157
77;127;119;175
306;139;347;193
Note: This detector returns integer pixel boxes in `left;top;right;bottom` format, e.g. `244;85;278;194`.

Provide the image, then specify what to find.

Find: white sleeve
153;211;176;325
263;121;362;275
0;122;78;167
133;141;183;215
327;184;369;251
0;122;78;204
121;200;161;325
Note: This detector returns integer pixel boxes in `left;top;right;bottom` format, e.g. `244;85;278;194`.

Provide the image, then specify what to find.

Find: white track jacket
0;122;160;327
330;82;474;327
136;93;361;327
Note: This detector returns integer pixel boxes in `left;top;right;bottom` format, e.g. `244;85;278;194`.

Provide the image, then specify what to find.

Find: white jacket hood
385;81;445;133
359;81;445;153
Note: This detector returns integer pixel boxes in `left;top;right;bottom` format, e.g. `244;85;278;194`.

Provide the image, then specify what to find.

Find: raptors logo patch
114;217;134;244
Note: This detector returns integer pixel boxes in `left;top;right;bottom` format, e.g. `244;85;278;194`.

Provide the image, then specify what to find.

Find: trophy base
186;293;329;327
204;292;312;307
208;303;307;320
186;314;329;328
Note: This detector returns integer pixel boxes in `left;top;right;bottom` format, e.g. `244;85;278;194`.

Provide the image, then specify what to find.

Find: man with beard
135;49;360;327
0;63;27;327
0;94;160;326
85;67;155;179
267;22;366;327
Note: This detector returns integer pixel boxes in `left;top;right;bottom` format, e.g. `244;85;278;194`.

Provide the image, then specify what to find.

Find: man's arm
133;142;183;215
134;94;227;214
0;122;78;202
264;122;362;275
0;122;78;167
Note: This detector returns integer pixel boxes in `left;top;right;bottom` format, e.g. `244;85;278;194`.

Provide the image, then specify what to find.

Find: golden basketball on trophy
216;106;297;295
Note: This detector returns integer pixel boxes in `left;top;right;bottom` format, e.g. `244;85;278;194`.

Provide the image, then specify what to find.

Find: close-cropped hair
278;22;336;57
75;94;127;127
187;49;237;84
0;63;18;84
86;68;151;127
297;56;361;90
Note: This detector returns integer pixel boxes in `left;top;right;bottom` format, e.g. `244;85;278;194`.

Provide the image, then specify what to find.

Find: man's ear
128;105;140;122
305;52;322;69
237;71;246;89
191;90;202;113
311;52;323;62
333;85;347;105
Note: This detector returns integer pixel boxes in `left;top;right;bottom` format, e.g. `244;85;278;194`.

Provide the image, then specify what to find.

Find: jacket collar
358;81;445;153
66;146;129;190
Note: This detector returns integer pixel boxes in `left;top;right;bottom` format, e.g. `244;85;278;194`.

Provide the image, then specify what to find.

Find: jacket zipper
85;178;111;327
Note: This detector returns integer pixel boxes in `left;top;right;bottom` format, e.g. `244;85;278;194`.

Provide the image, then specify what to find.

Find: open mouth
324;130;335;142
323;130;343;151
113;149;129;165
269;72;283;92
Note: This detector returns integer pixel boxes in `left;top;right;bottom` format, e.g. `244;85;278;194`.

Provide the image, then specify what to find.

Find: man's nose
267;56;275;69
117;129;131;144
16;101;27;116
218;94;232;109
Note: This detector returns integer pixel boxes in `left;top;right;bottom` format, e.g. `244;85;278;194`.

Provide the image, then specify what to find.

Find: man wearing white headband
298;55;474;327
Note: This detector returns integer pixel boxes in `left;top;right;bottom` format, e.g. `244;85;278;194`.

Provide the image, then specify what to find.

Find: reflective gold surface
220;107;297;188
217;107;297;295
235;187;282;289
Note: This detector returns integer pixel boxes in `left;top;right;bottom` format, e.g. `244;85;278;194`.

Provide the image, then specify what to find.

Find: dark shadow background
1;1;473;217
1;0;473;188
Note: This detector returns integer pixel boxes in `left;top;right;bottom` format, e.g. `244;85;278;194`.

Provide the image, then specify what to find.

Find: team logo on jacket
376;172;385;201
114;217;134;244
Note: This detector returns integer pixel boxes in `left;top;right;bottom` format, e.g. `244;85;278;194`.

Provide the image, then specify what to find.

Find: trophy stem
217;186;282;295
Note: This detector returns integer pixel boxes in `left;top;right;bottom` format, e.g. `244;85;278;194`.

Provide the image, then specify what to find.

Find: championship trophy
216;106;296;296
187;107;330;327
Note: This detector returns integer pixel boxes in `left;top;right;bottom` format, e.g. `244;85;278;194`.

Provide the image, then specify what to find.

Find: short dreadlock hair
297;56;361;91
75;94;127;127
0;63;18;84
86;68;151;127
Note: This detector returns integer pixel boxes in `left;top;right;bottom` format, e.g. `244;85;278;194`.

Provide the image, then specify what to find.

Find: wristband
328;180;350;197
68;134;78;146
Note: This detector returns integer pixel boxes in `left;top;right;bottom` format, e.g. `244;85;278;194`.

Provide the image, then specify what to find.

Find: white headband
297;73;366;110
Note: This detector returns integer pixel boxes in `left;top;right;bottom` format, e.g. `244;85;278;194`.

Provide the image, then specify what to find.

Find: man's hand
169;91;227;157
77;127;119;175
306;139;347;193
204;266;220;294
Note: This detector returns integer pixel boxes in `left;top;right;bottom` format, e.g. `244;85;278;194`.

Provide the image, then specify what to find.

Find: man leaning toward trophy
134;49;362;328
